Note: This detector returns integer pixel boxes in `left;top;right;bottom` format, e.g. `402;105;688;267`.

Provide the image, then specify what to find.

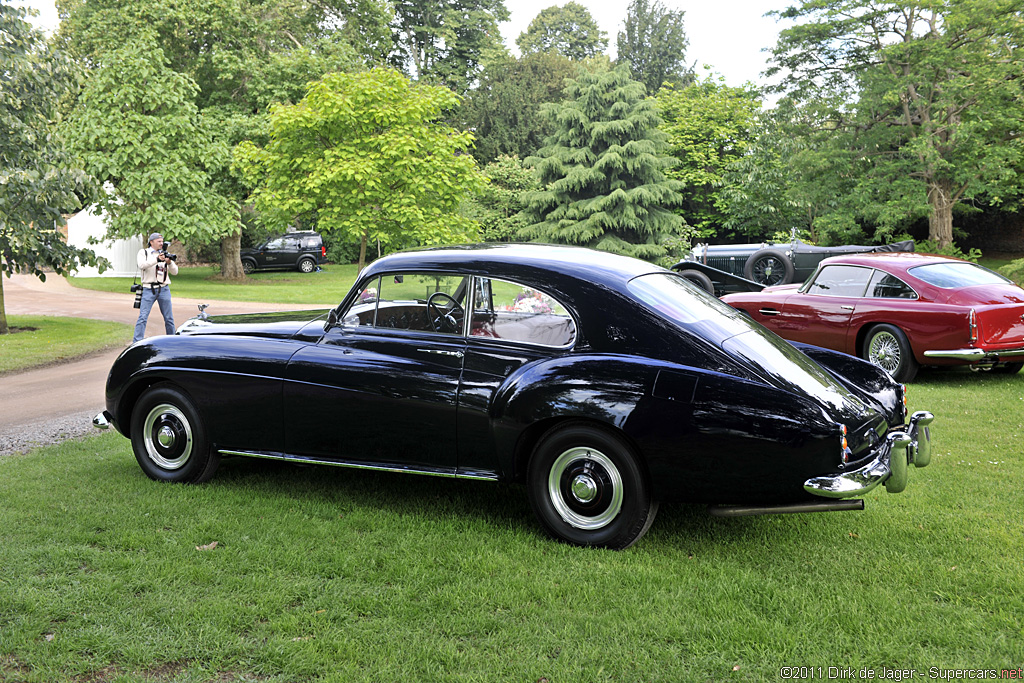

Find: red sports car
721;252;1024;382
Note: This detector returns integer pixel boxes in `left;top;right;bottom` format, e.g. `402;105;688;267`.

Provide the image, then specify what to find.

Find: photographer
132;233;179;343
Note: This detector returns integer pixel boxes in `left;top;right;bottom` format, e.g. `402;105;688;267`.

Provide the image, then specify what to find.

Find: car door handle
759;308;780;316
841;305;855;311
418;348;464;358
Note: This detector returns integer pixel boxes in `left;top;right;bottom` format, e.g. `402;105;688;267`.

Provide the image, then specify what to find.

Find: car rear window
909;262;1010;288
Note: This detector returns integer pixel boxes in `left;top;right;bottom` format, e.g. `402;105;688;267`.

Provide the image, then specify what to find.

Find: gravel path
0;410;105;457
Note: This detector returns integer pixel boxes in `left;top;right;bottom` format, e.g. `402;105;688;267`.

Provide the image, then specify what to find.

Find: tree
390;0;510;93
616;0;690;94
0;2;104;335
519;64;690;261
768;0;1024;248
459;51;577;164
58;0;363;277
66;37;238;251
233;68;487;272
462;155;539;242
656;74;760;239
516;2;608;61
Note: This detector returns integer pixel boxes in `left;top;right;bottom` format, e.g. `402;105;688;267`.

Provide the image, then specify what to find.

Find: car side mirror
324;309;339;332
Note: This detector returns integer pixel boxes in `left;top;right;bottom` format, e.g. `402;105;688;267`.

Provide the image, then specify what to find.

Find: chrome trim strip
217;449;500;481
92;411;112;430
924;347;1024;361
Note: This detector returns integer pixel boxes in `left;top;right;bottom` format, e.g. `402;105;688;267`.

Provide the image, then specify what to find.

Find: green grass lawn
68;265;362;306
0;316;131;375
1;368;1021;682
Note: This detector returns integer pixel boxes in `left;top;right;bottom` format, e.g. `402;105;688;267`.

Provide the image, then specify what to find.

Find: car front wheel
862;324;919;383
242;259;256;274
130;385;219;483
528;423;657;550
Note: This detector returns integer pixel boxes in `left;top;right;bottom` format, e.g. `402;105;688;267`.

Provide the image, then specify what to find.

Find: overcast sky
14;0;788;89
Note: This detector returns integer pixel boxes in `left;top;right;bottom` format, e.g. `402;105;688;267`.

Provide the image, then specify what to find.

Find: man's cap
148;233;163;244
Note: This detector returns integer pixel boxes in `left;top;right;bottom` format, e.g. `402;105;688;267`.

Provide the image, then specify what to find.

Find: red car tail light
321;245;326;257
969;308;978;343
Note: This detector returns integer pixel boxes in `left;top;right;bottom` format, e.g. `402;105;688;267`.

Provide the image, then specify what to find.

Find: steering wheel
426;291;464;333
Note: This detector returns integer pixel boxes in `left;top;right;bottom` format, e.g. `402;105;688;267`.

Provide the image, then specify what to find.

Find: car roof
817;251;964;273
363;243;667;287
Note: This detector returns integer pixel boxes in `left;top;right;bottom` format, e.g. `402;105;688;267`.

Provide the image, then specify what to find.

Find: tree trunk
220;230;245;279
357;225;368;273
0;272;8;335
927;179;955;248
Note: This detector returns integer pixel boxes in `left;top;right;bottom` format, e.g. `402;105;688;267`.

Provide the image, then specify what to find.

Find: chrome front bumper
924;347;1024;362
804;411;934;498
92;411;113;430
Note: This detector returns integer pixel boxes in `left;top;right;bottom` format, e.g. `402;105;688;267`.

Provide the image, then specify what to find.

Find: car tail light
839;423;851;464
321;245;326;257
969;308;978;343
900;383;908;421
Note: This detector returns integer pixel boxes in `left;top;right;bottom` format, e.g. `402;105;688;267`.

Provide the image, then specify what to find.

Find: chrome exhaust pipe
708;499;865;518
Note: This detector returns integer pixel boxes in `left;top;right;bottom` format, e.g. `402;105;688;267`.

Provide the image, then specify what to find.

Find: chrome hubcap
548;447;623;530
142;403;193;470
869;332;901;374
571;474;598;503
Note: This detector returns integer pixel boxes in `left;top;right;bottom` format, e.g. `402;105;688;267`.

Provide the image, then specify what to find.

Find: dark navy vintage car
94;244;934;549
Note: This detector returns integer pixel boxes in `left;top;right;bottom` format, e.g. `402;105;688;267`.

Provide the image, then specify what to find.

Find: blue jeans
133;285;175;342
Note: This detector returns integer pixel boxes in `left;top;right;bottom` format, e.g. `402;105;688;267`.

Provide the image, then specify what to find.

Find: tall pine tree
519;65;690;261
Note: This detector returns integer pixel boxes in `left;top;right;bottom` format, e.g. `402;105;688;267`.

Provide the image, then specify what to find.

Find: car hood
177;309;330;340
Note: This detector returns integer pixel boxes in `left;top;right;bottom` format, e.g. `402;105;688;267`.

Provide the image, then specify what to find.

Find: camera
130;284;143;293
131;284;143;309
160;248;178;262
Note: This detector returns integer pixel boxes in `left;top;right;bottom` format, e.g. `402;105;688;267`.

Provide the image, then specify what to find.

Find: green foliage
391;0;510;94
916;240;982;262
459;52;577;164
0;2;105;334
655;73;760;240
998;258;1024;285
463;155;539;242
233;68;487;271
616;0;691;95
66;35;238;245
767;0;1024;247
516;2;608;61
520;64;691;262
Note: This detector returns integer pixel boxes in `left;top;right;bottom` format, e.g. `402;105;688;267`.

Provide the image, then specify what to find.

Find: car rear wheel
744;249;795;286
298;258;316;273
676;268;715;295
528;423;657;550
131;385;219;483
862;324;919;383
242;259;256;274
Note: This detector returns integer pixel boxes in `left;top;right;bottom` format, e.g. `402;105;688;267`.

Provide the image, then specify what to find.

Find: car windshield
909;262;1010;288
629;273;863;412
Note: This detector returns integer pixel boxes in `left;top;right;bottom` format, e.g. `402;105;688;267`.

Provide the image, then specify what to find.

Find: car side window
265;237;287;249
806;265;872;297
867;270;917;299
470;278;576;347
343;273;467;335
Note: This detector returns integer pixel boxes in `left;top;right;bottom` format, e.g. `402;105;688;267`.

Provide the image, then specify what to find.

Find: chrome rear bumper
804;411;934;498
924;347;1024;361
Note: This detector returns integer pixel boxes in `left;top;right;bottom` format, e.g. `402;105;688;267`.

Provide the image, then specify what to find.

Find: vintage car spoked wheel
862;324;919;383
426;291;464;333
744;249;795;286
528;424;657;550
130;385;219;483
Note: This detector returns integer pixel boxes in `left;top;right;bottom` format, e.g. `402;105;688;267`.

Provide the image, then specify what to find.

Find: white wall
67;205;144;278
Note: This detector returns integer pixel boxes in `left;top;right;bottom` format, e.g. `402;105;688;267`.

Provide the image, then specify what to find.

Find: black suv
240;231;325;274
